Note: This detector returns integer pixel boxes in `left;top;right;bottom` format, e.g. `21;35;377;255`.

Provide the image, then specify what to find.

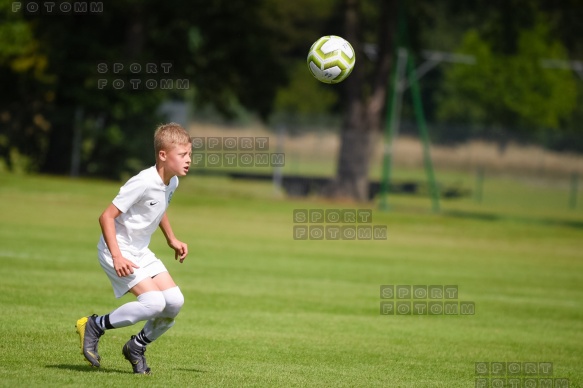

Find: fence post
570;172;578;209
475;167;484;203
273;125;285;195
407;54;440;213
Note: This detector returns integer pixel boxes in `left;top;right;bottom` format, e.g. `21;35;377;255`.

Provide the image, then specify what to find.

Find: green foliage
270;61;340;132
0;0;297;177
273;61;338;115
0;18;34;61
436;19;578;131
2;0;583;177
261;0;337;53
0;1;55;173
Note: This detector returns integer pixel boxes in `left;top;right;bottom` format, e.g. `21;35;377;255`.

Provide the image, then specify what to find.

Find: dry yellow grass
188;122;583;178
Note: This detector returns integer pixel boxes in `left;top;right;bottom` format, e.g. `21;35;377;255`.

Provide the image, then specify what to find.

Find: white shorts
98;247;168;298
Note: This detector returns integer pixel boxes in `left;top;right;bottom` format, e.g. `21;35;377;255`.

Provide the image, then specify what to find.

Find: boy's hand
112;256;140;277
168;239;188;263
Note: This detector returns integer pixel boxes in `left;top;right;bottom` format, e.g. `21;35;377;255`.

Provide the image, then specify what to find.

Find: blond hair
154;122;191;156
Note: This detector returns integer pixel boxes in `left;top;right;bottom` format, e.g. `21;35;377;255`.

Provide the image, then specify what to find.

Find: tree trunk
326;0;397;201
332;127;374;200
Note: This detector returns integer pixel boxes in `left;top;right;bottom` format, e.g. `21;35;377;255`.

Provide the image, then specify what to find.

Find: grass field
0;171;582;387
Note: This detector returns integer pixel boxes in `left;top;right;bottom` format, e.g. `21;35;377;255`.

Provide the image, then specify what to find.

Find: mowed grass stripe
0;173;581;387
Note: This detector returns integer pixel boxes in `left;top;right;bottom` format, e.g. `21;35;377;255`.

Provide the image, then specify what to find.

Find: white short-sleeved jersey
98;166;178;252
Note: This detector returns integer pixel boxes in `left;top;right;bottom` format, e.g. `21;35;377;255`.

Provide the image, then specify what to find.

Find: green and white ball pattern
307;35;355;84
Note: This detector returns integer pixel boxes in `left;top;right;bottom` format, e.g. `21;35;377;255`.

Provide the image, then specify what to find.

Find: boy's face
158;143;192;176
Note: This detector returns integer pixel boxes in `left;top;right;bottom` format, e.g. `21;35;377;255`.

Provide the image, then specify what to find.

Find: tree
325;0;397;201
4;0;582;181
0;0;53;172
0;0;291;178
435;18;578;146
425;0;583;151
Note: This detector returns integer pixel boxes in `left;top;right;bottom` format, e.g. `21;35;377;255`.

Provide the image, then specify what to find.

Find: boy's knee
138;291;166;317
162;287;184;317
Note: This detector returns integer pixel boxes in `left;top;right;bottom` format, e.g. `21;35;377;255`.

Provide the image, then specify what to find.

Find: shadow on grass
47;364;207;374
445;210;583;230
46;364;129;374
445;210;501;222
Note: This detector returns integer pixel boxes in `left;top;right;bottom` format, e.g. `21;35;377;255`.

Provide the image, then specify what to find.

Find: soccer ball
307;35;356;84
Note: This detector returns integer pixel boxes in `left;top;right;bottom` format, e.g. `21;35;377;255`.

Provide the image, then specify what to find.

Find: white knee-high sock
106;291;166;328
138;287;184;343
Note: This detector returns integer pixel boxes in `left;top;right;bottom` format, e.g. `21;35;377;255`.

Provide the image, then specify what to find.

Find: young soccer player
75;123;192;374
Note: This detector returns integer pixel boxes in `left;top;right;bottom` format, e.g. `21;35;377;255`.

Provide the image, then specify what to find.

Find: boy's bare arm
159;213;188;263
99;203;139;276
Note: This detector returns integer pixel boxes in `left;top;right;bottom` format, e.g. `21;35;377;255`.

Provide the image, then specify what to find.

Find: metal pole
70;107;83;178
273;125;284;195
570;172;578;209
406;53;440;213
475;167;484;203
380;48;408;210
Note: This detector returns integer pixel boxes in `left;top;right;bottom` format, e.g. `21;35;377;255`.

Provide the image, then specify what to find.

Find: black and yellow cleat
75;314;104;367
122;336;151;374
